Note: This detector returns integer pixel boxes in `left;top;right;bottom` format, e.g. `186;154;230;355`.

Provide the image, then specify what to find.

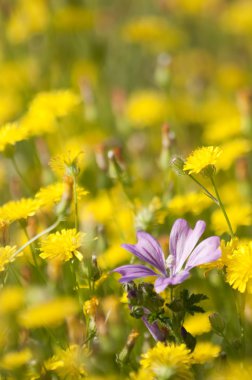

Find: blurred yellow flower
168;192;211;216
0;198;40;223
207;361;252;380
184;312;212;336
19;297;79;328
83;297;99;317
122;16;185;51
217;139;252;170
129;368;154;380
211;203;251;234
40;229;85;262
140;342;192;379
226;241;252;293
0;348;32;370
125;90;169;127
0;287;25;314
53;6;96;31
99;244;131;270
0;93;22;124
7;0;49;44
45;344;88;379
191;342;221;364
203;115;241;144
221;1;252;36
0;122;28;153
183;146;222;174
0;246;17;272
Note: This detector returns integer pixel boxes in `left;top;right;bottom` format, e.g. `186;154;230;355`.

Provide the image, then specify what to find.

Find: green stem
189;174;219;205
11;156;32;194
210;176;235;238
21;224;39;267
73;175;79;231
12;217;62;260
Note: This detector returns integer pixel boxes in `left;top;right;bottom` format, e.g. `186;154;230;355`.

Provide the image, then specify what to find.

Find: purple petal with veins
112;264;158;283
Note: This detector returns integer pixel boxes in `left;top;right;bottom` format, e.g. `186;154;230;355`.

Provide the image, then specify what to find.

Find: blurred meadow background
0;0;252;379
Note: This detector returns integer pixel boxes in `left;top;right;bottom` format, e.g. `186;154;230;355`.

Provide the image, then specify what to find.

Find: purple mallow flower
113;219;221;293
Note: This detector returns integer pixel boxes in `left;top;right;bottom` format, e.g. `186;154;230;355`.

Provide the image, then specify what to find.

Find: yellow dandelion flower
217;139;252;171
191;342;221;364
19;297;79;328
125;90;169;127
20;107;57;136
0;287;25;314
0;348;32;370
184;312;212;336
122;16;185;52
0;246;17;272
99;244;131;270
225;241;252;293
129;368;154;380
0;93;22;124
221;1;252;36
140;342;192;380
207;361;252;380
202;238;239;271
45;344;88;379
40;229;85;262
36;182;88;209
183;146;222;175
0;122;29;153
211;203;251;234
168;192;211;216
50;150;84;177
30;90;81;119
83;297;99;317
0;198;40;223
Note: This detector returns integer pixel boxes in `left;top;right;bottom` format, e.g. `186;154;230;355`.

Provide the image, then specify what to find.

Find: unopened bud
201;164;216;178
95;144;108;171
117;330;139;365
209;312;225;335
170;156;186;176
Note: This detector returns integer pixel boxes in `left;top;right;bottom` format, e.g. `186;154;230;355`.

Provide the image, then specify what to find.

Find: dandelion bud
117;330;139;365
108;148;130;186
170;156;186;176
201;164;216;178
209;312;225;335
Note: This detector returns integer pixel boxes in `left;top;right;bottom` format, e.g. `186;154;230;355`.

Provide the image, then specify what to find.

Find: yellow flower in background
40;229;85;262
83;297;99;317
191;342;221;364
49;150;84;177
203;115;241;144
0;246;17;272
36;182;87;209
221;1;252;36
211;203;251;234
0;198;40;223
184;312;212;336
0;287;25;314
165;0;221;15
53;6;96;31
129;368;154;380
0;93;22;124
125;90;169;127
140;342;192;379
122;16;185;51
0;122;29;153
0;348;32;370
217;139;252;170
168;192;211;216
6;0;49;44
30;90;81;118
183;146;222;174
98;244;131;270
19;297;79;328
226;241;252;293
45;344;88;379
216;63;248;91
207;361;252;380
71;60;99;88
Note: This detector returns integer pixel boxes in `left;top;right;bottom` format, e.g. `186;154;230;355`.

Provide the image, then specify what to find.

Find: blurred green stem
210;176;235;238
11;156;32;195
73;175;79;231
189;174;219;204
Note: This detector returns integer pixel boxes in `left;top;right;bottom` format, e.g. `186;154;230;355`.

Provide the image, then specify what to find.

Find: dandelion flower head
40;229;85;262
183;146;222;174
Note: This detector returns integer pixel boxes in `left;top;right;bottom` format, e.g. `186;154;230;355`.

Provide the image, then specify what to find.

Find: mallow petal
185;236;221;269
112;264;158;283
154;270;191;293
142;316;166;341
175;220;206;272
169;219;190;274
122;231;166;275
